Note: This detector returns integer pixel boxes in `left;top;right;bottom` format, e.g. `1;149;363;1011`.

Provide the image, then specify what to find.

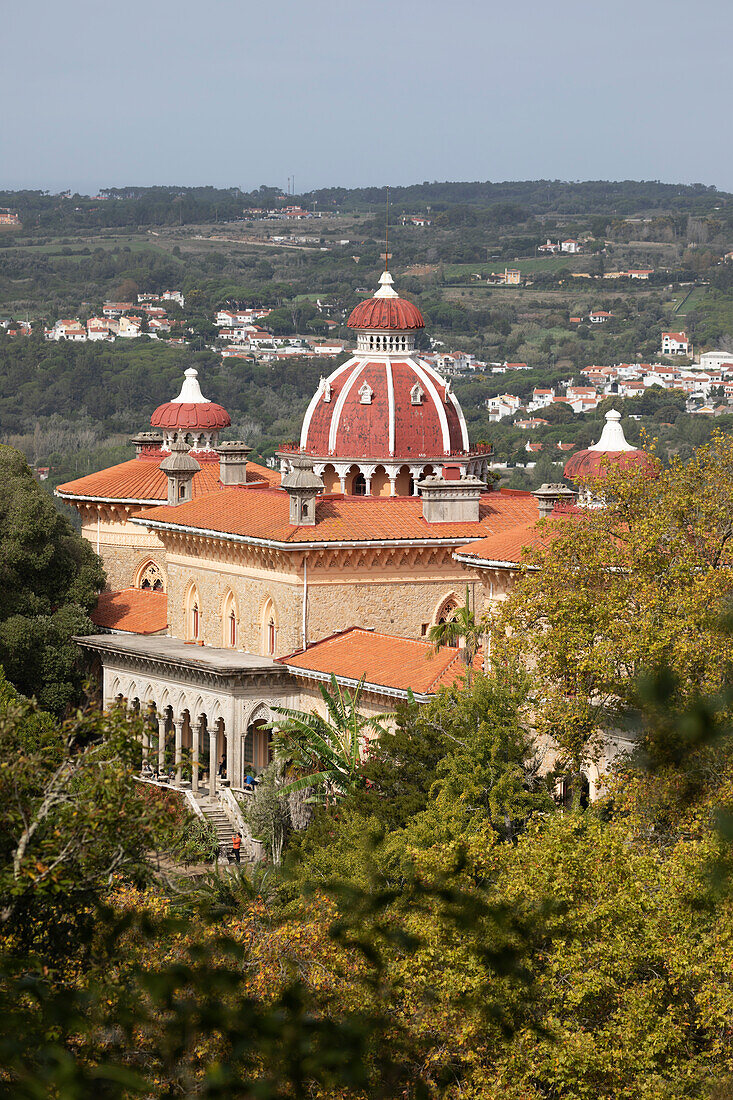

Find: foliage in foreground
0;445;105;715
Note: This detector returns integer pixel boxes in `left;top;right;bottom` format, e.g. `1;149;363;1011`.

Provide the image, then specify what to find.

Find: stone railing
219;787;265;863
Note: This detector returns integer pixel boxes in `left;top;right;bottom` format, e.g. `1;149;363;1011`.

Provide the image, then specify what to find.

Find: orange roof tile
454;521;551;567
279;627;478;697
56;456;280;503
91;588;168;634
131;487;539;547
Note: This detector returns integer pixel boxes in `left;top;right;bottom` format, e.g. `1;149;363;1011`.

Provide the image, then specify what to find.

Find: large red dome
347;295;424;331
299;357;468;460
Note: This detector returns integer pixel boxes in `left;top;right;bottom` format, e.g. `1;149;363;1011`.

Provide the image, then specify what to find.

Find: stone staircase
196;794;237;860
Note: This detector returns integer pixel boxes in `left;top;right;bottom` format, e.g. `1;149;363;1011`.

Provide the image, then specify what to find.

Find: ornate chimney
159;440;200;505
217;441;252;486
532;482;578;518
418;474;485;523
130;431;163;457
281;454;324;526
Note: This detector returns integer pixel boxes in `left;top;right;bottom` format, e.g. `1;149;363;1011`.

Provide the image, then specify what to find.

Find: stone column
388;475;397;496
209;726;217;797
192;717;202;795
142;721;151;763
226;699;237;788
409;466;423;495
174;718;184;787
157;716;167;775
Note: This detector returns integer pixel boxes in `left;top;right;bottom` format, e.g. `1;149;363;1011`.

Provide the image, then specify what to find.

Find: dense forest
1;179;731;232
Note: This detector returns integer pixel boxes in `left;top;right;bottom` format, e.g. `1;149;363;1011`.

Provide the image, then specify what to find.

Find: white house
699;350;733;371
561;239;580;254
50;319;86;341
87;317;114;341
661;331;690;356
528;387;555;411
486;393;522;421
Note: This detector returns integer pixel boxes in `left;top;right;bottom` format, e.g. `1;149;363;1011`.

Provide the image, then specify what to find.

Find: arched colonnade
108;673;281;795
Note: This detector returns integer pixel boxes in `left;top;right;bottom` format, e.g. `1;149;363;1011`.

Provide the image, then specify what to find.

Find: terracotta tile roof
453;521;551;567
279;627;479;697
132;487;539;547
56;456;280;503
91;588;168;634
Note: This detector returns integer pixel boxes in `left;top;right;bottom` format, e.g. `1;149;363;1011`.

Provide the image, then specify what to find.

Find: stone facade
157;534;485;659
79;505;167;592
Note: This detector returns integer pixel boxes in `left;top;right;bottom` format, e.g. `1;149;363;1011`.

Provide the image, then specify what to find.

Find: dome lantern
347;271;425;355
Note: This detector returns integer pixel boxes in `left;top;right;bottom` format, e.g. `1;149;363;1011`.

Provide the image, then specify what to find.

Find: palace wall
79;509;167;592
305;575;482;644
161;539;486;657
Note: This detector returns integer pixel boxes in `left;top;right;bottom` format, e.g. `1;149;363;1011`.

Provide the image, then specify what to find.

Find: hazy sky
3;0;731;194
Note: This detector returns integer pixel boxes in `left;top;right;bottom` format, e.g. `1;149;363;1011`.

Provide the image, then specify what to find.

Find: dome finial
374;270;399;299
590;408;634;453
173;367;207;404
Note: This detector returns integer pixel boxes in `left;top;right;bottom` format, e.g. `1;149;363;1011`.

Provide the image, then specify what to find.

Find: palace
56;272;643;804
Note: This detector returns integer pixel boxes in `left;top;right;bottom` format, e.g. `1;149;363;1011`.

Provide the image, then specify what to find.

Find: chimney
159;441;200;505
130;431;163;457
532;482;578;518
281;454;324;526
419;474;485;523
217;441;252;486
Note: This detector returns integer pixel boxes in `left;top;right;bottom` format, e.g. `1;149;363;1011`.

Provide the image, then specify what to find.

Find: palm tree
428;586;485;685
268;674;387;803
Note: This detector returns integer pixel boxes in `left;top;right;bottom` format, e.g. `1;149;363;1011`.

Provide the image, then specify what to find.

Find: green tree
0;446;104;713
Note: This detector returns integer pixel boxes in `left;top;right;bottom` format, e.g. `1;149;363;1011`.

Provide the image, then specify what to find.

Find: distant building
0;209;20;226
661;331;690;356
588;310;613;324
699;350;733;371
538;239;561;254
561;239;580;253
50;319;86;341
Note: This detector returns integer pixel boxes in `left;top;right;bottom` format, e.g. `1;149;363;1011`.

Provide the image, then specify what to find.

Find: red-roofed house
661;331;690;355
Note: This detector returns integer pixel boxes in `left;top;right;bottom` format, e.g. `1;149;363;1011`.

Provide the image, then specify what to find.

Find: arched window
352;472;366;496
262;598;278;656
137;560;165;591
222;589;238;649
185;583;201;642
435;595;460;646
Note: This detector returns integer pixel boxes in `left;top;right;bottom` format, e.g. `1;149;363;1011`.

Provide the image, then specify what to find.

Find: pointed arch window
185;583;201;642
222;589;238;649
262;598;278;656
138;560;164;591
